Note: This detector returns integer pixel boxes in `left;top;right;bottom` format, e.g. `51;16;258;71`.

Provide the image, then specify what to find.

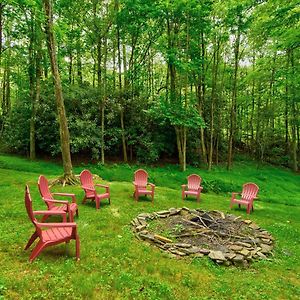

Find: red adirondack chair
24;185;80;262
79;169;110;209
133;169;155;202
230;183;259;214
38;175;78;222
181;174;203;202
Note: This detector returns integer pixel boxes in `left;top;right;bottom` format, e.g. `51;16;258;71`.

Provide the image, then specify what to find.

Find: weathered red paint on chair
79;169;110;209
133;169;155;202
38;175;78;221
24;185;80;262
230;183;259;214
181;174;203;202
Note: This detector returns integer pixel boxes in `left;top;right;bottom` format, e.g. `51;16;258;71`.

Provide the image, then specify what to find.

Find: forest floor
0;154;299;299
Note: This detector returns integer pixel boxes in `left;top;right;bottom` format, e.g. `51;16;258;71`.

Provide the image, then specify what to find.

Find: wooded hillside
0;0;299;172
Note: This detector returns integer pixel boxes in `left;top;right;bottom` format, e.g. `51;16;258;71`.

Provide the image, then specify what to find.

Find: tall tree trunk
100;36;107;164
290;49;298;172
227;19;241;170
30;48;41;160
68;50;73;84
208;38;220;170
0;3;3;60
76;41;83;85
116;13;127;162
1;46;10;136
198;30;208;165
43;0;75;183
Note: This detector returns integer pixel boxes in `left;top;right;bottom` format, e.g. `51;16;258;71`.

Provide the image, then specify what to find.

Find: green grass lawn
0;154;300;299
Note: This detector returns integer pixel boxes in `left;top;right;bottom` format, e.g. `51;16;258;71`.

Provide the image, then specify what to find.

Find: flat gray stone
174;243;191;248
243;219;252;225
257;252;267;259
225;252;236;260
236;242;252;248
136;225;147;232
233;254;244;262
228;245;243;251
240;249;250;256
260;244;273;253
156;210;170;215
209;251;226;261
249;223;260;230
199;248;210;255
169;249;186;256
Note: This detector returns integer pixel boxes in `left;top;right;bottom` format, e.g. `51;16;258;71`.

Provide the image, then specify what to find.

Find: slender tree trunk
28;11;35;157
100;36;107;164
227;19;241;170
290;49;298;172
198;30;208;165
43;0;74;182
250;53;255;155
208;38;220;170
116;17;127;162
30;49;41;160
69;50;73;84
0;3;3;60
76;41;82;85
1;46;10;136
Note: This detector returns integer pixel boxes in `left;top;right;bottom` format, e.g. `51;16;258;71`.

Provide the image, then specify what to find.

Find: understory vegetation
0;155;299;299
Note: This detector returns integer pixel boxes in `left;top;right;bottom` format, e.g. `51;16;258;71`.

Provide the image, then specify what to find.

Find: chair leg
25;231;38;250
247;205;251;214
76;209;79;217
75;235;80;261
29;241;46;262
69;211;74;222
96;198;100;209
82;196;87;204
108;197;111;205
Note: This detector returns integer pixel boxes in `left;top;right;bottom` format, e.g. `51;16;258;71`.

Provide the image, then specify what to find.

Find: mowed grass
0;154;300;299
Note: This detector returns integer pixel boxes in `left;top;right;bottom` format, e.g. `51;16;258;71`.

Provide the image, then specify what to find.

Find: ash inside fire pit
131;207;274;266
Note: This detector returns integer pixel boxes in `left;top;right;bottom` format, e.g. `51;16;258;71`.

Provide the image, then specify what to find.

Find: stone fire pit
131;207;274;266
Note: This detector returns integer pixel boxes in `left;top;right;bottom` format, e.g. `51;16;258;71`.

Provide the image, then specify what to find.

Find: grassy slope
0;154;299;299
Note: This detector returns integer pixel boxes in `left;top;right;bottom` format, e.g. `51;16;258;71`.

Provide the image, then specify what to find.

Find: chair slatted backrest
38;175;54;209
80;170;94;189
187;174;201;190
242;183;259;201
134;169;148;188
25;185;41;235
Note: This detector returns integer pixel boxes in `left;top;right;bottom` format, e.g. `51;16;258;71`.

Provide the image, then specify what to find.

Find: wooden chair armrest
132;182;138;186
34;210;67;222
43;198;69;205
148;183;155;187
52;192;77;203
95;184;109;188
33;210;66;216
37;222;77;228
